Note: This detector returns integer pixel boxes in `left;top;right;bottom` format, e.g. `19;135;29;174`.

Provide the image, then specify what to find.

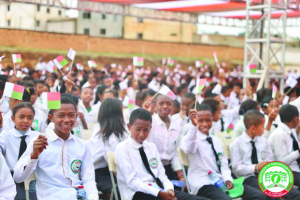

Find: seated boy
230;110;300;199
180;104;266;200
115;108;208;200
269;104;300;188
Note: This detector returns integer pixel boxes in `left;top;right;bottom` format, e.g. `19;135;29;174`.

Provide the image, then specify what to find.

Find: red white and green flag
133;57;144;66
76;63;84;70
123;96;135;109
227;123;234;134
67;48;76;60
272;86;277;99
3;82;24;100
42;92;61;110
12;54;22;63
249;64;256;74
53;55;68;69
16;71;22;78
196;79;206;94
88;60;97;68
195;61;203;68
158;85;176;100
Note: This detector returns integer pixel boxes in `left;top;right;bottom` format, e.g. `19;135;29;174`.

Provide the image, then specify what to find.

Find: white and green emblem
71;159;82;174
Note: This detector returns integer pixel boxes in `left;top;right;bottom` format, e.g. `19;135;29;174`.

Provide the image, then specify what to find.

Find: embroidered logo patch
149;157;158;169
71;159;82;174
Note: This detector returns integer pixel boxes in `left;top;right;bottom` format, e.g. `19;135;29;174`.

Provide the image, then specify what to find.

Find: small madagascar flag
12;54;22;63
133;57;144;66
249;64;256;74
42;92;61;110
272;86;277;99
53;66;57;73
158;85;176;100
196;79;206;94
208;78;214;85
227;123;234;134
123;96;135;109
3;82;24;100
88;60;97;68
53;55;68;69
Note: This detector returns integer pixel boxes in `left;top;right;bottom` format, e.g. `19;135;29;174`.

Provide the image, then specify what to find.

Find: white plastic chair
177;147;191;194
24;172;36;200
107;152;119;200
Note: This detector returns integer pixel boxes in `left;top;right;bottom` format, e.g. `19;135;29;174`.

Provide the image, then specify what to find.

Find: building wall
0;1;65;31
47;20;76;34
77;11;123;38
123;16;197;43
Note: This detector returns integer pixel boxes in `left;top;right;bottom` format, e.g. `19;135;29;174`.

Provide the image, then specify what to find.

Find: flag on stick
158;85;176;100
249;64;256;74
42;92;61;110
3;82;24;100
213;52;218;63
88;60;97;68
67;48;76;60
123;96;135;109
195;61;203;68
196;79;206;94
227;123;234;134
53;55;68;69
133;57;144;66
272;86;277;99
12;54;22;63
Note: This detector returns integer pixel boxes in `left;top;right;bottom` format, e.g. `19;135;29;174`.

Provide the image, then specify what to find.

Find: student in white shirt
0;153;16;200
261;96;280;138
13;97;99;200
90;84;109;122
115;108;208;200
146;94;184;182
0;80;10;115
230;110;300;199
89;98;127;197
0;102;40;200
269;104;300;188
227;83;242;110
141;89;156;116
33;80;44;111
78;87;95;124
181;104;266;200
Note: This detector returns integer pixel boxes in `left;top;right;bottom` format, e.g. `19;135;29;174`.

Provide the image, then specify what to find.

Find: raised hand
189;109;198;126
31;135;48;159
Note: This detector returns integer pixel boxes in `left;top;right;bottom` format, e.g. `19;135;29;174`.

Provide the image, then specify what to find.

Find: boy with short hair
269;104;300;187
78;87;95;124
180;105;266;200
171;93;195;127
115;108;208;200
230;110;300;199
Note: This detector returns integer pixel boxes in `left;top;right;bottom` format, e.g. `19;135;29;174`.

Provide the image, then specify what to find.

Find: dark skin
11;107;34;132
128;119;177;200
190;109;233;190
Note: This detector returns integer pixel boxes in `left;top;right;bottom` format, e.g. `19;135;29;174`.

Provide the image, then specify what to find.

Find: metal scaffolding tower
243;0;287;93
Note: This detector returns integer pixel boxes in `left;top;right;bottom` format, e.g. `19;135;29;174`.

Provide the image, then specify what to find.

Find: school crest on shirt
149;158;158;169
217;152;223;167
32;120;38;131
260;150;266;161
71;159;82;174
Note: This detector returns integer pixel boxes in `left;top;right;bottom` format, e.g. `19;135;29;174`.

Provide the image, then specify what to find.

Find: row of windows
7;5;61;15
7;20;40;27
83;12;118;21
83;28;106;35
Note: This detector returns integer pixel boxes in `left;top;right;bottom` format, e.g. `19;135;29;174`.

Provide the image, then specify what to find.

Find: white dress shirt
78;100;96;124
146;114;182;171
33;96;43;111
230;131;273;179
0;97;9;115
89;127;128;170
268;123;300;172
90;101;101;123
115;137;174;200
0;153;16;200
3;108;46;133
263;114;277;139
171;112;189;128
180;123;233;195
227;91;240;110
13;130;98;200
0;128;40;171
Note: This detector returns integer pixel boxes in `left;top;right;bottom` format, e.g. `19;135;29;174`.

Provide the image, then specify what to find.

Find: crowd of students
0;59;300;200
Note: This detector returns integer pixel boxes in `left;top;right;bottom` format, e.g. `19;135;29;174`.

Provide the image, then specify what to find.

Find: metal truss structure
243;0;290;93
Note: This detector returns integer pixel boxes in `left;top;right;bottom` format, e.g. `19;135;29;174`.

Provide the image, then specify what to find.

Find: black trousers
244;176;300;200
197;184;267;200
133;190;209;200
15;181;37;200
164;164;178;181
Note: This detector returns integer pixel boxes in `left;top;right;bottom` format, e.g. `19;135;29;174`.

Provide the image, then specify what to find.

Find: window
7;5;10;11
113;14;117;22
137;33;143;39
58;10;61;16
7;20;10;26
37;5;40;12
47;8;50;13
100;29;106;35
102;14;106;20
84;28;89;35
36;20;40;27
83;12;91;19
137;17;143;23
170;33;177;37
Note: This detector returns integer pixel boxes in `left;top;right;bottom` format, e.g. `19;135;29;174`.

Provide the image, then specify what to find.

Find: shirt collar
49;129;74;142
128;136;143;149
242;131;257;143
197;129;210;140
153;114;177;130
12;128;31;138
279;123;292;135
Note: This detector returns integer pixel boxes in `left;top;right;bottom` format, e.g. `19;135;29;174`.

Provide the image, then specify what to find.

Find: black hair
256;88;268;103
205;89;217;98
43;83;50;91
61;93;79;105
0;80;4;90
0;75;8;83
28;70;37;77
22;88;35;102
141;89;156;101
21;81;35;88
173;99;180;109
127;79;133;88
279;104;299;123
129;108;152;125
202;98;220;114
47;96;77;125
239;99;259;115
233;82;243;88
196;104;213;114
94;84;108;104
177;85;186;95
136;91;143;101
244;110;265;129
139;83;148;92
98;98;126;142
100;76;109;84
12;102;35;116
284;87;295;96
33;80;44;85
104;89;118;98
261;96;278;110
182;92;196;101
221;86;230;94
